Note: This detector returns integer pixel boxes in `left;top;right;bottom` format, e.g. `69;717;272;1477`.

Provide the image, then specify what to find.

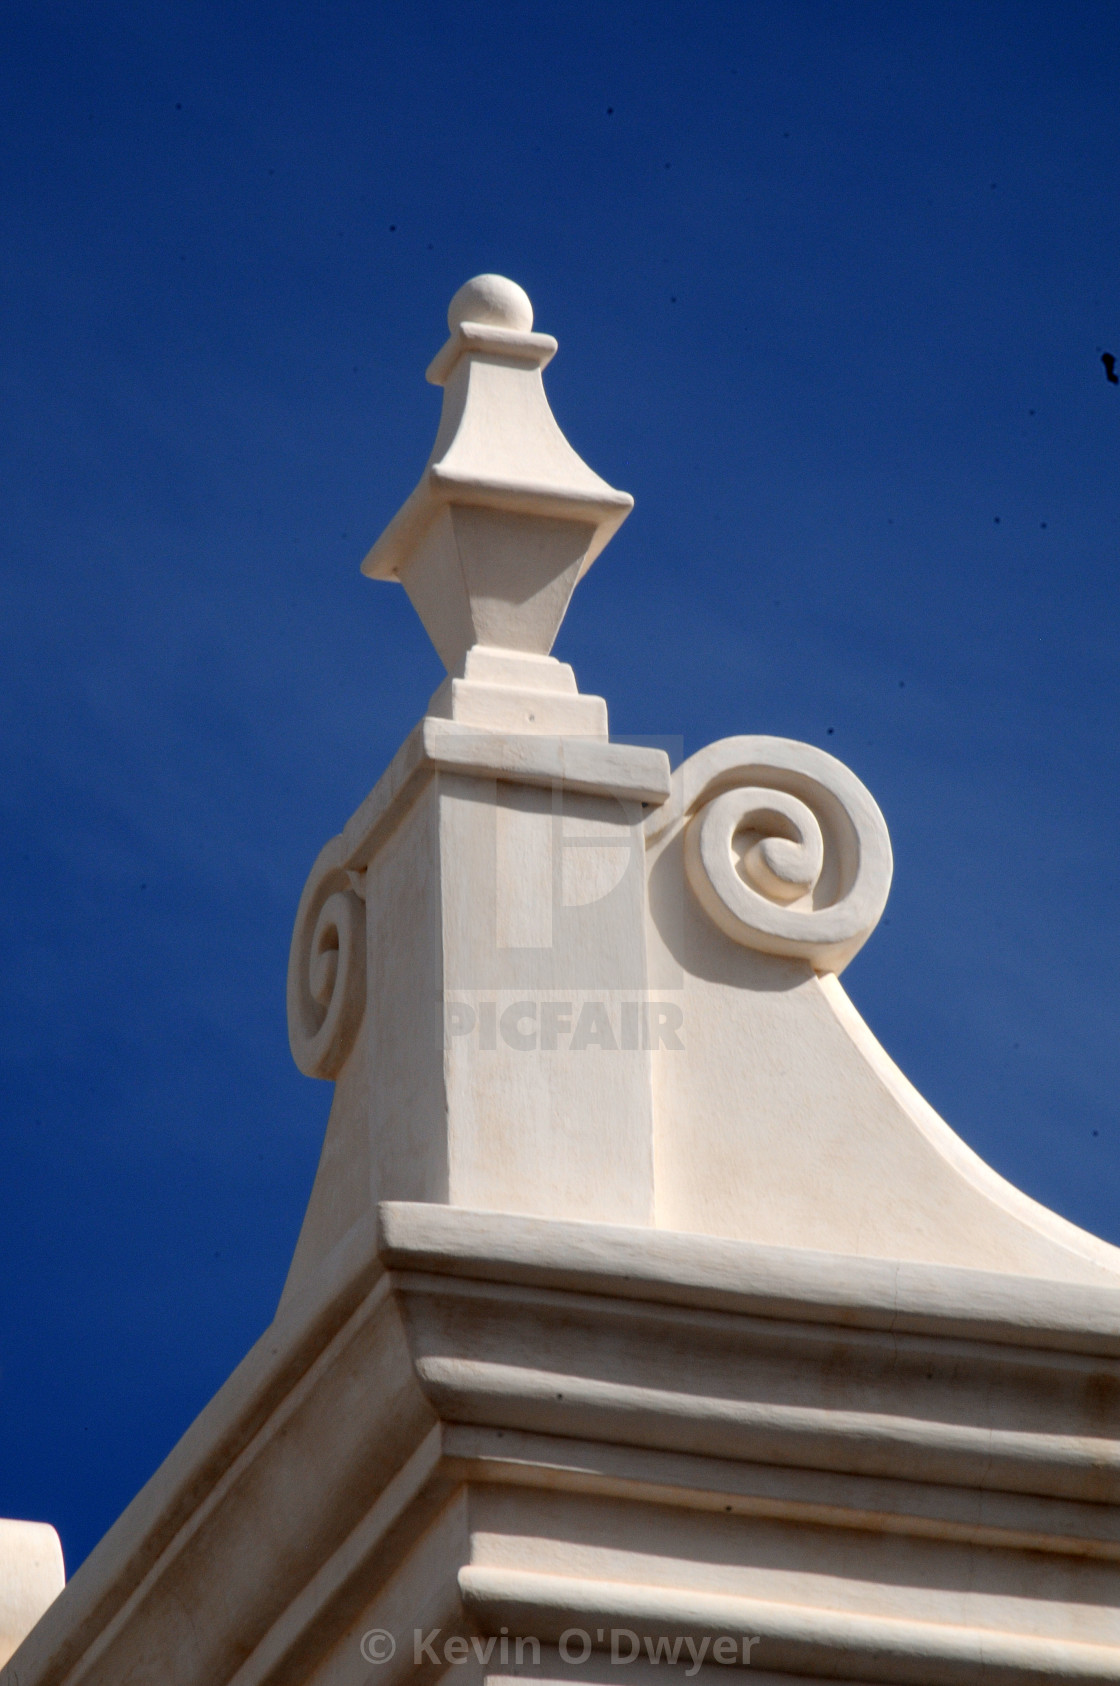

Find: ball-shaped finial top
447;274;534;334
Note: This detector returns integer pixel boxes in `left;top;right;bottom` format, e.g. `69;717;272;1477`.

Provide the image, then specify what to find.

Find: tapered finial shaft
361;275;633;676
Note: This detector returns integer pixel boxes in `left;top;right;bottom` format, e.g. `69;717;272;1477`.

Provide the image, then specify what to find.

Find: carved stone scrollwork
657;735;893;974
287;835;367;1079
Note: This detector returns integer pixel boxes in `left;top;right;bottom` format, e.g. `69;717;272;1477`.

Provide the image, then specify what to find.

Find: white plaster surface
646;742;1120;1281
287;279;1120;1287
283;705;1120;1287
9;276;1120;1686
0;1522;63;1667
362;273;632;684
9;1203;1120;1686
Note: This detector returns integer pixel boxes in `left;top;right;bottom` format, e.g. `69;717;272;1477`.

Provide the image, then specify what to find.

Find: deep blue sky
2;2;1118;1572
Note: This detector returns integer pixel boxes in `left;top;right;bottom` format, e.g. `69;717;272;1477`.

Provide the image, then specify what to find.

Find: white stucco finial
445;273;534;333
360;274;633;676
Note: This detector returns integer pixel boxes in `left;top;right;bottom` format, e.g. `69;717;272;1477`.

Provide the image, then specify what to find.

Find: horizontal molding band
459;1565;1120;1686
341;724;670;869
379;1204;1120;1357
418;1355;1120;1503
442;1425;1120;1560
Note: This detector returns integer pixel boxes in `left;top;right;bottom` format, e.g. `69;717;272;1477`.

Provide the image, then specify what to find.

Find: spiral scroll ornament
287;836;367;1079
665;736;893;974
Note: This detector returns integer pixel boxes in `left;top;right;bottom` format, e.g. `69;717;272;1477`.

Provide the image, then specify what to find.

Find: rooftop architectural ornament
8;274;1120;1686
361;273;632;735
279;272;1120;1282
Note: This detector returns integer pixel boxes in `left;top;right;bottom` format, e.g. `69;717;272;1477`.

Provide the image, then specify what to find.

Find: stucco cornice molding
8;1205;1120;1686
